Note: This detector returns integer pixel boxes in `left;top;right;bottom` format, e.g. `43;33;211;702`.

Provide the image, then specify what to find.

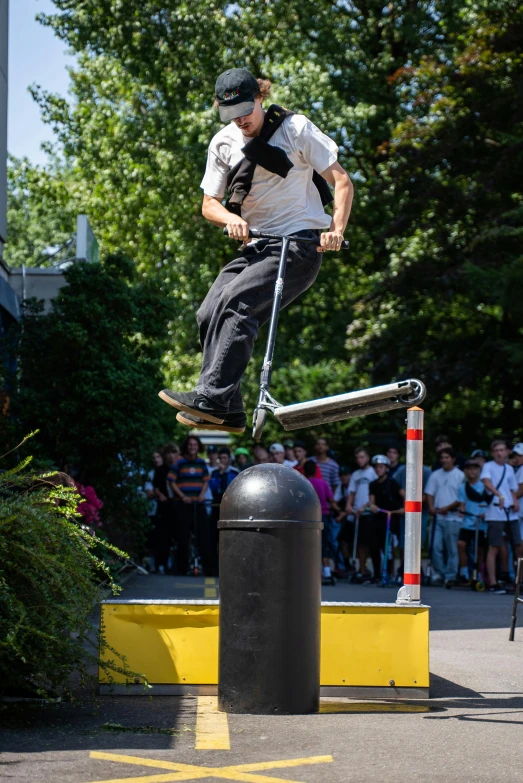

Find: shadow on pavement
426;674;523;725
0;696;195;754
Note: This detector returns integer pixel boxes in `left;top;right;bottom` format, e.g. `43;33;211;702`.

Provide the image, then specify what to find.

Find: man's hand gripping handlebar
222;226;349;251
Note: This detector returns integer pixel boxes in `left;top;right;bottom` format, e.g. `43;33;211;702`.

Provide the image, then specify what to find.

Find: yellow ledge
100;600;429;690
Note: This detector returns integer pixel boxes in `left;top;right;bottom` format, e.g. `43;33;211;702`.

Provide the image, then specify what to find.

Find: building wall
0;0;8;257
8;267;66;313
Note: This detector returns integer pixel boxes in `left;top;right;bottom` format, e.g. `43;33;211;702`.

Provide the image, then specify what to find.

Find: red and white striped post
397;407;424;605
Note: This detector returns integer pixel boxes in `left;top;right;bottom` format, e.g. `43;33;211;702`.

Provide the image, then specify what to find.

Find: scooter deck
274;379;426;431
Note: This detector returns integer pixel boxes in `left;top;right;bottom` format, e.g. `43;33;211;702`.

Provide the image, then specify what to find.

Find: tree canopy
10;256;176;550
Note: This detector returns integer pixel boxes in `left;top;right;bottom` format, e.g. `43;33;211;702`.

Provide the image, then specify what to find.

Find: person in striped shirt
311;436;340;492
168;436;210;575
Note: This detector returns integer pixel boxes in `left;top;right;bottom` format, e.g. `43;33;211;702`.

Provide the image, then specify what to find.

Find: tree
3;154;77;268
346;0;523;442
11;255;176;551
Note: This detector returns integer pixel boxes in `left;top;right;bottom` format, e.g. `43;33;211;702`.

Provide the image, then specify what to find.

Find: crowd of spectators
143;433;523;594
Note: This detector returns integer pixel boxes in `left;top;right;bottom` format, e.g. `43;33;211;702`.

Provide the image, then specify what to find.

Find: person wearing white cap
512;443;523;539
269;443;296;468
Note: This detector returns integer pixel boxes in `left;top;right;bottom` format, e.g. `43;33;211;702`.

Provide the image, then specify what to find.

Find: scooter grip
222;227;262;238
222;227;349;249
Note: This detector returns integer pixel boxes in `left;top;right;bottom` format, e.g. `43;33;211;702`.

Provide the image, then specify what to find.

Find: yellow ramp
100;600;429;696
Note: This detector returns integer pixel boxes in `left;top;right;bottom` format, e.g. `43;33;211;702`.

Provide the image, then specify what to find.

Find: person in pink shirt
303;460;340;584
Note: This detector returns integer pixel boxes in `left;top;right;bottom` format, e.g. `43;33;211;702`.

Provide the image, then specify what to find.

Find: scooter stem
259;236;291;392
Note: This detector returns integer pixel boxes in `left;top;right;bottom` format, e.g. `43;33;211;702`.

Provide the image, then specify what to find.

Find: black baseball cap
215;68;259;122
464;460;481;468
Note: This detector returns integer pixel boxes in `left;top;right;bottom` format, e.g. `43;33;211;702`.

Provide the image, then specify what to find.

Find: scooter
467;512;486;592
447;512;486;592
500;506;518;593
378;509;394;587
224;228;426;439
422;515;438;586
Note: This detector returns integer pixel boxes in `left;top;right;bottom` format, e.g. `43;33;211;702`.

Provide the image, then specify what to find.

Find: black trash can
217;463;322;714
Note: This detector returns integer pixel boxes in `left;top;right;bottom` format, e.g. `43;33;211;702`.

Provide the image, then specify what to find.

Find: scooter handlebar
222;226;349;250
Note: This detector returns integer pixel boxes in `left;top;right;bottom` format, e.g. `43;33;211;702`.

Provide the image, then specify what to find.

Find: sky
7;0;74;165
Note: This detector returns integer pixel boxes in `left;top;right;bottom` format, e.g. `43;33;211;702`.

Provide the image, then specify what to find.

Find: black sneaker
176;410;246;434
158;389;228;424
488;583;507;595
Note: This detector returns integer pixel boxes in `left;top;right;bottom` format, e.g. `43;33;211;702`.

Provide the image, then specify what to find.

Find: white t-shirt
200;114;338;235
516;465;523;518
348;466;378;511
424;467;465;521
480;461;519;521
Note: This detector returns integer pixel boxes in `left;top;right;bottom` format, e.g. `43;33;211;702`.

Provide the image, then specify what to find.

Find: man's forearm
441;501;459;513
330;173;353;235
345;491;355;512
321;162;354;236
202;195;250;241
482;478;502;498
170;482;185;500
202;196;237;227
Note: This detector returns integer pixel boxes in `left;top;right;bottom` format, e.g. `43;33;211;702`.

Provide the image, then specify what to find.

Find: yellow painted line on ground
221;756;334;773
87;751;333;783
195;695;230;750
204;578;217;598
174;583;207;590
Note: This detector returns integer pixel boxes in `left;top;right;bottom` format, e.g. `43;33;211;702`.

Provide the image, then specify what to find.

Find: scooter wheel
252;408;267;440
475;580;486;592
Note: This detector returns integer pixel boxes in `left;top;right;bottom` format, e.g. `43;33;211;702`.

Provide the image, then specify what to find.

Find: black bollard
217;463;322;714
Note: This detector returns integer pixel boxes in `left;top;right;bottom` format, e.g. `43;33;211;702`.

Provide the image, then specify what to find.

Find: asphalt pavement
2;574;522;782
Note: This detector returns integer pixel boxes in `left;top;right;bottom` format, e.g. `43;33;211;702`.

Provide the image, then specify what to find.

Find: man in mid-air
160;68;353;432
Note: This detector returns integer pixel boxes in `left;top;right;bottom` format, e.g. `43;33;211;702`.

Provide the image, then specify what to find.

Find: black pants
152;506;173;570
175;502;214;575
195;230;322;410
359;514;386;578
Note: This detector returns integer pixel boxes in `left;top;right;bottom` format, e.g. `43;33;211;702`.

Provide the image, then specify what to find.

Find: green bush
0;436;143;699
